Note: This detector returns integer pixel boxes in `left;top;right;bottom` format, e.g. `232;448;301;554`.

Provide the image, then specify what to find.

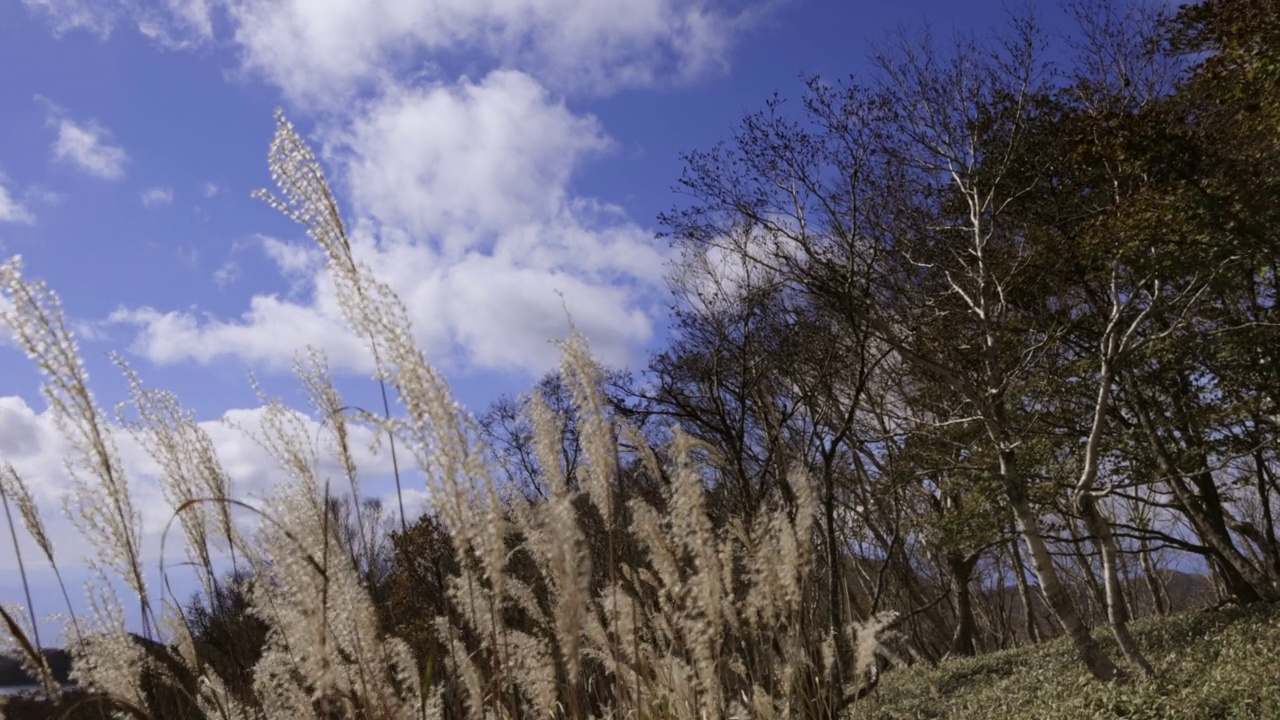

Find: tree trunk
1009;533;1042;644
947;552;980;656
1076;494;1155;678
998;449;1121;681
1124;378;1279;601
1250;444;1280;577
1138;535;1168;616
1068;520;1107;620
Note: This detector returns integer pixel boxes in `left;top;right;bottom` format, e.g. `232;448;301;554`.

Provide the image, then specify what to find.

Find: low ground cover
856;602;1280;720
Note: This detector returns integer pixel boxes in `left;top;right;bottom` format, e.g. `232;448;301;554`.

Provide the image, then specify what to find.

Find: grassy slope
851;602;1280;720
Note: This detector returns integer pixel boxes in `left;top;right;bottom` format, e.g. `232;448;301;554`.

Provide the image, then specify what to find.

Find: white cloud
441;254;655;371
25;0;754;95
23;0;216;47
27;0;759;99
110;294;374;373
211;238;253;288
0;393;406;572
22;187;65;209
673;224;799;315
333;72;668;371
38;100;129;180
227;0;752;105
114;71;667;377
203;181;221;198
338;71;611;242
0;177;35;225
0;396;43;458
22;0;116;39
212;260;240;287
53;119;128;179
140;186;175;207
260;235;322;278
144;0;217;47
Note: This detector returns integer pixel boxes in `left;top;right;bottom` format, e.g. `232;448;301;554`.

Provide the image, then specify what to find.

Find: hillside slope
853;602;1280;719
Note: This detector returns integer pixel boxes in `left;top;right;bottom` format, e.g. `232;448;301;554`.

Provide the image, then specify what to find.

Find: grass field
851;602;1280;720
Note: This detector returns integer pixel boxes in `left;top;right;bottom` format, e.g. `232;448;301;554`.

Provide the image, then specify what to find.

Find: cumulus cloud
115;70;667;377
672;224;804;316
23;0;216;47
38;99;129;180
0;396;43;458
440;253;655;370
26;0;756;98
110;292;373;373
0;176;35;225
260;235;323;278
338;71;610;241
140;186;174;207
36;1;722;379
0;393;405;572
0;394;175;569
227;0;752;105
333;72;669;372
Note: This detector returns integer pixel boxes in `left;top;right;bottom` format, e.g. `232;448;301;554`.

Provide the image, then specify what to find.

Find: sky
0;0;1058;639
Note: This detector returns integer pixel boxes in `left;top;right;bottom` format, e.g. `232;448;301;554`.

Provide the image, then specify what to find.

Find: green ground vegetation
856;602;1280;720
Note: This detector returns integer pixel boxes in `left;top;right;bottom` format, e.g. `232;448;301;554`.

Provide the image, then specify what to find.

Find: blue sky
0;0;1056;637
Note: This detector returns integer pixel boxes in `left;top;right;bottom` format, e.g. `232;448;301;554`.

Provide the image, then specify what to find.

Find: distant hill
0;647;72;686
983;568;1216;640
0;632;183;689
0;634;200;718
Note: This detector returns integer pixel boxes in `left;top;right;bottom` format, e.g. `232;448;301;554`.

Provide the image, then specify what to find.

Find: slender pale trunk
1009;534;1042;644
997;449;1120;681
1138;535;1168;616
1077;496;1154;677
1072;354;1154;677
1068;520;1107;617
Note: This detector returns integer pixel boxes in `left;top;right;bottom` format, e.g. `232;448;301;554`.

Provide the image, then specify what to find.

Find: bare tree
660;15;1139;679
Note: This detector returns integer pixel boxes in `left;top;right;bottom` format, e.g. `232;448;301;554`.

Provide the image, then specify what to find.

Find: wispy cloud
23;0;216;47
22;0;116;39
139;0;216;48
22;187;65;209
203;181;220;198
53;118;129;179
212;259;240;287
140;186;174;207
0;174;35;225
38;98;129;180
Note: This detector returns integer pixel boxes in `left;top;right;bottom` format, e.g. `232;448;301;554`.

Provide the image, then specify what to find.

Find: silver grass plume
0;256;152;638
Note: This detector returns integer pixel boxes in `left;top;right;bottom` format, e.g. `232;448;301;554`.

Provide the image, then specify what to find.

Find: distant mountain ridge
0;647;72;686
